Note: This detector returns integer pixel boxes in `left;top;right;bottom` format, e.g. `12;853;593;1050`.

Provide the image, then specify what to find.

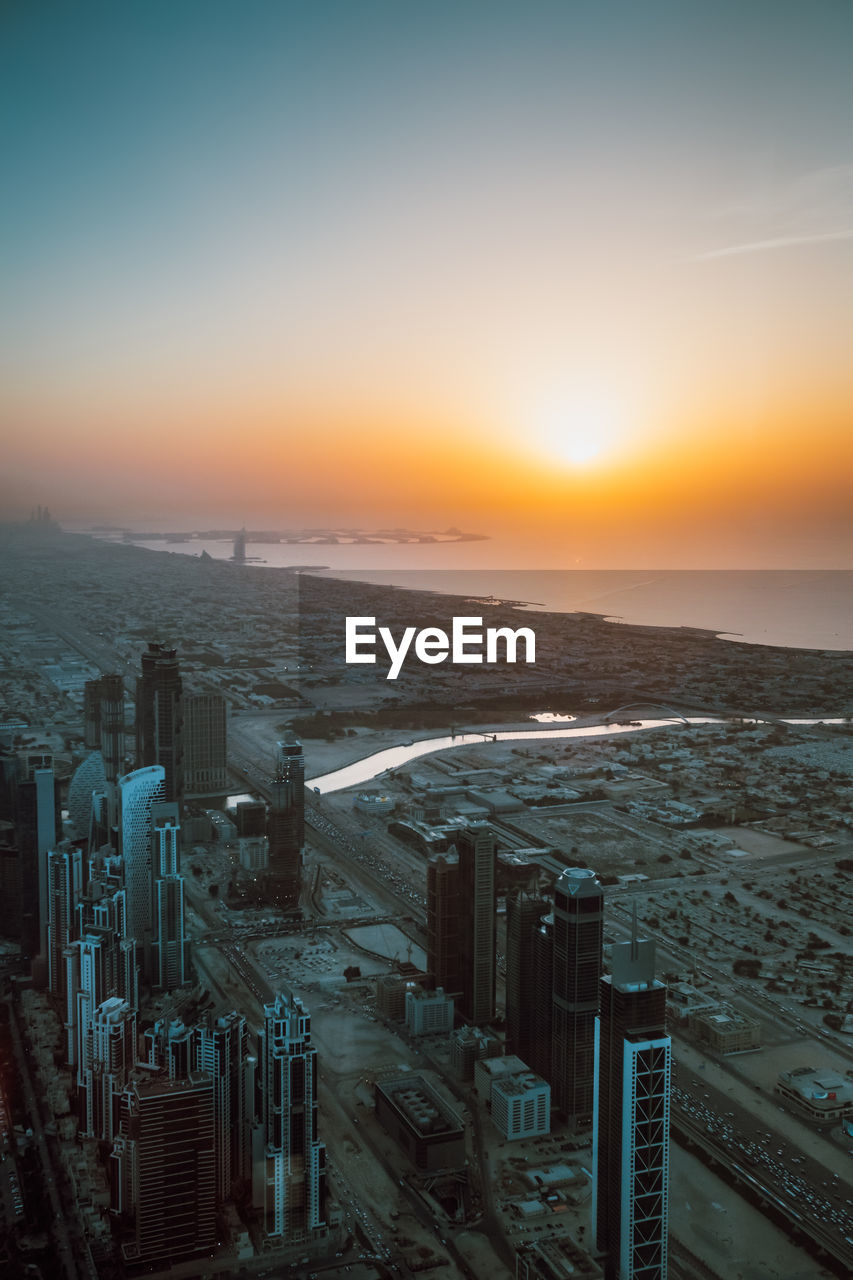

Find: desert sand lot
670;1143;833;1280
714;827;811;859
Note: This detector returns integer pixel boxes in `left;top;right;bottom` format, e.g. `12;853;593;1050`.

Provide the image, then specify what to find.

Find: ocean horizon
83;532;852;653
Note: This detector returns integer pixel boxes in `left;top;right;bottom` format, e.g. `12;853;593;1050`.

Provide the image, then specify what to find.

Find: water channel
306;716;843;794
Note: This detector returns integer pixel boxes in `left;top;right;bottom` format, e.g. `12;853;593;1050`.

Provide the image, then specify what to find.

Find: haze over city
2;0;852;565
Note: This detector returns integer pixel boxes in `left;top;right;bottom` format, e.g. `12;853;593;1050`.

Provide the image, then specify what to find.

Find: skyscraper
427;852;462;997
111;1072;216;1266
85;674;126;783
68;883;138;1072
183;691;228;793
266;740;304;910
135;643;184;806
118;765;166;963
551;867;603;1130
593;932;670;1280
79;996;137;1142
427;825;497;1026
150;801;187;990
14;756;60;962
505;888;548;1062
193;1011;254;1200
456;824;497;1025
530;910;555;1082
254;992;326;1242
46;842;83;1008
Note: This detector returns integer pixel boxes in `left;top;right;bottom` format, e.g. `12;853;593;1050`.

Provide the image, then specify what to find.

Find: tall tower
255;992;326;1242
118;766;166;962
151;801;187;990
551;867;603;1129
593;932;670;1280
505;888;548;1062
266;740;304;910
14;756;60;962
427;852;461;996
111;1072;216;1266
85;674;126;783
456;825;497;1025
135;643;184;806
46;843;83;1008
192;1011;253;1200
184;692;228;793
80;996;137;1142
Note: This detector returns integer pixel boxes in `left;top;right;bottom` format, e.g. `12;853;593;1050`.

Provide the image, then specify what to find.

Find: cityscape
0;521;851;1280
2;3;853;1279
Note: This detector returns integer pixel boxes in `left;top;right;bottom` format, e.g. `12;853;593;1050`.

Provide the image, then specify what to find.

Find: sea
87;533;852;652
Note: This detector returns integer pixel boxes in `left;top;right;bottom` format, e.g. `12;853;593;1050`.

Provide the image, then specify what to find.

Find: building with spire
593;923;670;1280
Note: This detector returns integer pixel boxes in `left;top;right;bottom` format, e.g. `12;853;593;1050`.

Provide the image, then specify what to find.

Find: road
671;1071;853;1275
4;996;82;1280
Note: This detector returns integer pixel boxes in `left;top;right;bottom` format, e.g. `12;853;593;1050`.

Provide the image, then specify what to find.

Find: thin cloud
691;228;853;261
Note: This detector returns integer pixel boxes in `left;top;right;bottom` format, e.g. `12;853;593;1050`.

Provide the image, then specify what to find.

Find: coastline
85;532;853;653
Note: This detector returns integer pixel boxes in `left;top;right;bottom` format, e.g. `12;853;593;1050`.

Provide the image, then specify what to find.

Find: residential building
111;1072;216;1266
254;992;326;1242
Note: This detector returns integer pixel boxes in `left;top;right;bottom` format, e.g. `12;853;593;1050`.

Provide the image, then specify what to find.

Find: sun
536;388;628;467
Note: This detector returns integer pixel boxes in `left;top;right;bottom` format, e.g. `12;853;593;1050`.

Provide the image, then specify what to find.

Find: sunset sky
1;1;851;566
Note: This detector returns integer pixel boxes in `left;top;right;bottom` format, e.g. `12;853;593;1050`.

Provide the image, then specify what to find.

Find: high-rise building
427;825;498;1025
193;1011;254;1200
593;933;670;1280
456;825;497;1025
254;992;326;1242
551;868;603;1130
117;766;166;963
79;996;137;1142
67;750;109;843
266;741;304;910
151;801;187;990
427;852;461;997
143;1010;255;1202
111;1072;216;1266
144;1016;194;1078
15;757;60;962
505;889;548;1062
135;643;184;806
68;883;138;1072
85;674;127;783
530;911;554;1081
184;692;228;794
46;842;83;1008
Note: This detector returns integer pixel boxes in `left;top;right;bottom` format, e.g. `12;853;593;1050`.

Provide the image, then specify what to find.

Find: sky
1;1;851;566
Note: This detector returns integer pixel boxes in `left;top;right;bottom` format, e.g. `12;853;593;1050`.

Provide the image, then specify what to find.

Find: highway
671;1076;853;1276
